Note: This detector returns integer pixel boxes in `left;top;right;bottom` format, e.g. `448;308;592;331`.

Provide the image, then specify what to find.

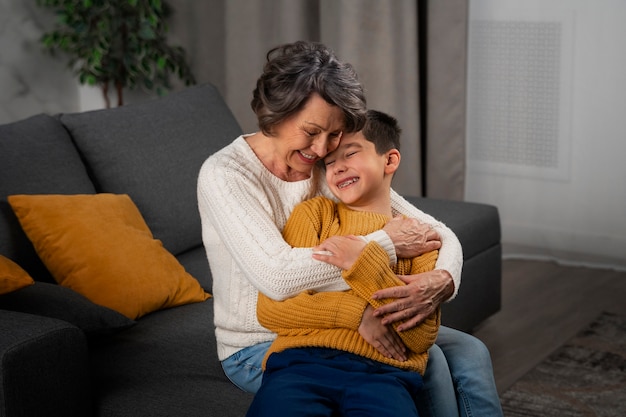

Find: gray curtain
423;0;467;200
168;0;467;199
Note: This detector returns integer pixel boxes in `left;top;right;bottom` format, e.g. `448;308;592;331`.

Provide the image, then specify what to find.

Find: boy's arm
256;290;367;335
258;198;367;334
342;242;440;354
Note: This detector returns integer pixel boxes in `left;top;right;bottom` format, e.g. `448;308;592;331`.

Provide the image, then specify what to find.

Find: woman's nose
311;136;333;157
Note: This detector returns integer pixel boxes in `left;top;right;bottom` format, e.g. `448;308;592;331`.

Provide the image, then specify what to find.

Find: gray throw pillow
0;282;136;336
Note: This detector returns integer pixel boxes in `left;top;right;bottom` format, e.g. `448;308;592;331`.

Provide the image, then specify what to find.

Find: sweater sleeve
260;197;370;332
389;189;463;300
342;242;440;355
257;290;367;334
319;182;397;264
197;151;349;301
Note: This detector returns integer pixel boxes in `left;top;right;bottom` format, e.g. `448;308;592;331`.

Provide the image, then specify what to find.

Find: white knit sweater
197;135;463;360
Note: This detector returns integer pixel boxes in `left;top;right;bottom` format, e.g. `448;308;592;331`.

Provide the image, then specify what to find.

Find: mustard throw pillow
8;194;210;319
0;255;35;295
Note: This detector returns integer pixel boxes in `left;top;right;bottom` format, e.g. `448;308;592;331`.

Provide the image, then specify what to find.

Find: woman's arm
389;189;463;299
198;153;348;301
320;183;462;298
325;240;440;355
198;147;460;304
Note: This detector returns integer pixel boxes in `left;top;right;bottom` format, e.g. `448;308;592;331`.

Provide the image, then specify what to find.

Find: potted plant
37;0;196;108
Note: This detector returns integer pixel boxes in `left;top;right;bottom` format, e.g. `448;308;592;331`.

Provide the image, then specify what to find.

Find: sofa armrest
403;196;502;332
0;310;92;417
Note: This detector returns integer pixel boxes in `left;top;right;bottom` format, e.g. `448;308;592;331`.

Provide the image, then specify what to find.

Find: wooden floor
472;258;626;394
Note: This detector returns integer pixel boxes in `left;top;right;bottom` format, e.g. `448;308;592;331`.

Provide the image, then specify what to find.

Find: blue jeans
222;327;503;416
417;326;503;417
221;340;271;392
246;348;423;417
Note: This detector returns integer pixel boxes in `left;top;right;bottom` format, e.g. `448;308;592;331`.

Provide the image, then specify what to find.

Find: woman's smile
297;149;318;163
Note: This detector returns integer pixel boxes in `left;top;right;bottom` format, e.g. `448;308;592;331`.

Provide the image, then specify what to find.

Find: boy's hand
312;235;366;270
358;305;407;361
383;216;441;258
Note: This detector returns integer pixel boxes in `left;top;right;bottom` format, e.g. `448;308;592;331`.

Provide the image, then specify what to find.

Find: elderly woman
197;41;502;416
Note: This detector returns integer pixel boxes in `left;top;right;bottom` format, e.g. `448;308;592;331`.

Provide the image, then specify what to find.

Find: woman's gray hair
251;41;367;136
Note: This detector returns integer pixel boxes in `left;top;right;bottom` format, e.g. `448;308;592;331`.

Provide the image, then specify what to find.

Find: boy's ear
384;149;401;175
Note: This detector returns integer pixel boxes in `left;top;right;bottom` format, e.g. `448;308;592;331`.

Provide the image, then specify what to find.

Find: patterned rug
500;311;626;416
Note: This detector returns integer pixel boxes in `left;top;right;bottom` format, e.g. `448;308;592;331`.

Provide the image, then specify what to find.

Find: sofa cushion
8;193;210;319
0;114;96;282
0;282;136;336
0;255;34;295
89;300;254;416
60;84;243;256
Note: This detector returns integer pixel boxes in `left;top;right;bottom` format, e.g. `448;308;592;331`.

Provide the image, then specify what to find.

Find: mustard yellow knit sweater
257;196;440;375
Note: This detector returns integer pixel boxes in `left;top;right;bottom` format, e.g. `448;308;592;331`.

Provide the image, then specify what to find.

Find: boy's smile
337;177;359;189
324;132;399;215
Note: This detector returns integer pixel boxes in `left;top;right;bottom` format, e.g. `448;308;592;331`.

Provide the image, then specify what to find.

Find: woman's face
272;93;344;179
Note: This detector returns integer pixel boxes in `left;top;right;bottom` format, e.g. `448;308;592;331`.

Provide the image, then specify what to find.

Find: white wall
0;2;79;124
466;0;626;270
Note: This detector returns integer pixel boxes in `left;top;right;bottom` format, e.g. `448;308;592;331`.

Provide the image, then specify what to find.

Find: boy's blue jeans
222;326;503;417
245;348;423;417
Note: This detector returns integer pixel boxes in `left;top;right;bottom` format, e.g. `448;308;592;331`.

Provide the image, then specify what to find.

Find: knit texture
197;136;460;361
258;197;440;374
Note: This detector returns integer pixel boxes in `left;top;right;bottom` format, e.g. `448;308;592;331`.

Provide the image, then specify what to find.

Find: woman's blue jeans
416;326;503;417
221;326;503;417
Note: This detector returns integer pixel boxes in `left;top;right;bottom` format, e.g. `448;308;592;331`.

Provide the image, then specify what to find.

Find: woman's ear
384;149;401;175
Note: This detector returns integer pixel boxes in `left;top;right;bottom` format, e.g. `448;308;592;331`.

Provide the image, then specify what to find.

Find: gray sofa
0;84;501;417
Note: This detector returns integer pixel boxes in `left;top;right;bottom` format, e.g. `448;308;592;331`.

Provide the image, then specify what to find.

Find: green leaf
138;25;156;40
86;74;97;85
41;34;54;47
157;56;166;69
37;0;196;98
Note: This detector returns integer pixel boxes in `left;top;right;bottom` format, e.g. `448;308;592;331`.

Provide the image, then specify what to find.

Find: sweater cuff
363;230;397;266
334;296;369;330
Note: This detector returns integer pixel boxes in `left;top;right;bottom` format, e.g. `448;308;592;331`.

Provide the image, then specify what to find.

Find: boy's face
323;131;398;210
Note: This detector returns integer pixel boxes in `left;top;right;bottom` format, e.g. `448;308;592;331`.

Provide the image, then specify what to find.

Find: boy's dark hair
362;109;401;154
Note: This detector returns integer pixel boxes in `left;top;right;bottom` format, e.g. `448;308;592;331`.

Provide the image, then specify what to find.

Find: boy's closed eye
325;150;359;167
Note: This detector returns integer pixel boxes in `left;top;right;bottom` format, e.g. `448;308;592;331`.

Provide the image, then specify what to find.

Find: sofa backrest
0;114;96;282
0;84;242;281
59;84;243;256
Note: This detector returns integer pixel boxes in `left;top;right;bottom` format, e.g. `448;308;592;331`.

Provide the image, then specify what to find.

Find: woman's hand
312;235;366;270
372;269;454;331
358;305;407;361
383;216;441;258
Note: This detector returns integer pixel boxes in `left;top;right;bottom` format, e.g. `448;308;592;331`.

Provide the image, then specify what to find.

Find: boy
246;110;440;417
